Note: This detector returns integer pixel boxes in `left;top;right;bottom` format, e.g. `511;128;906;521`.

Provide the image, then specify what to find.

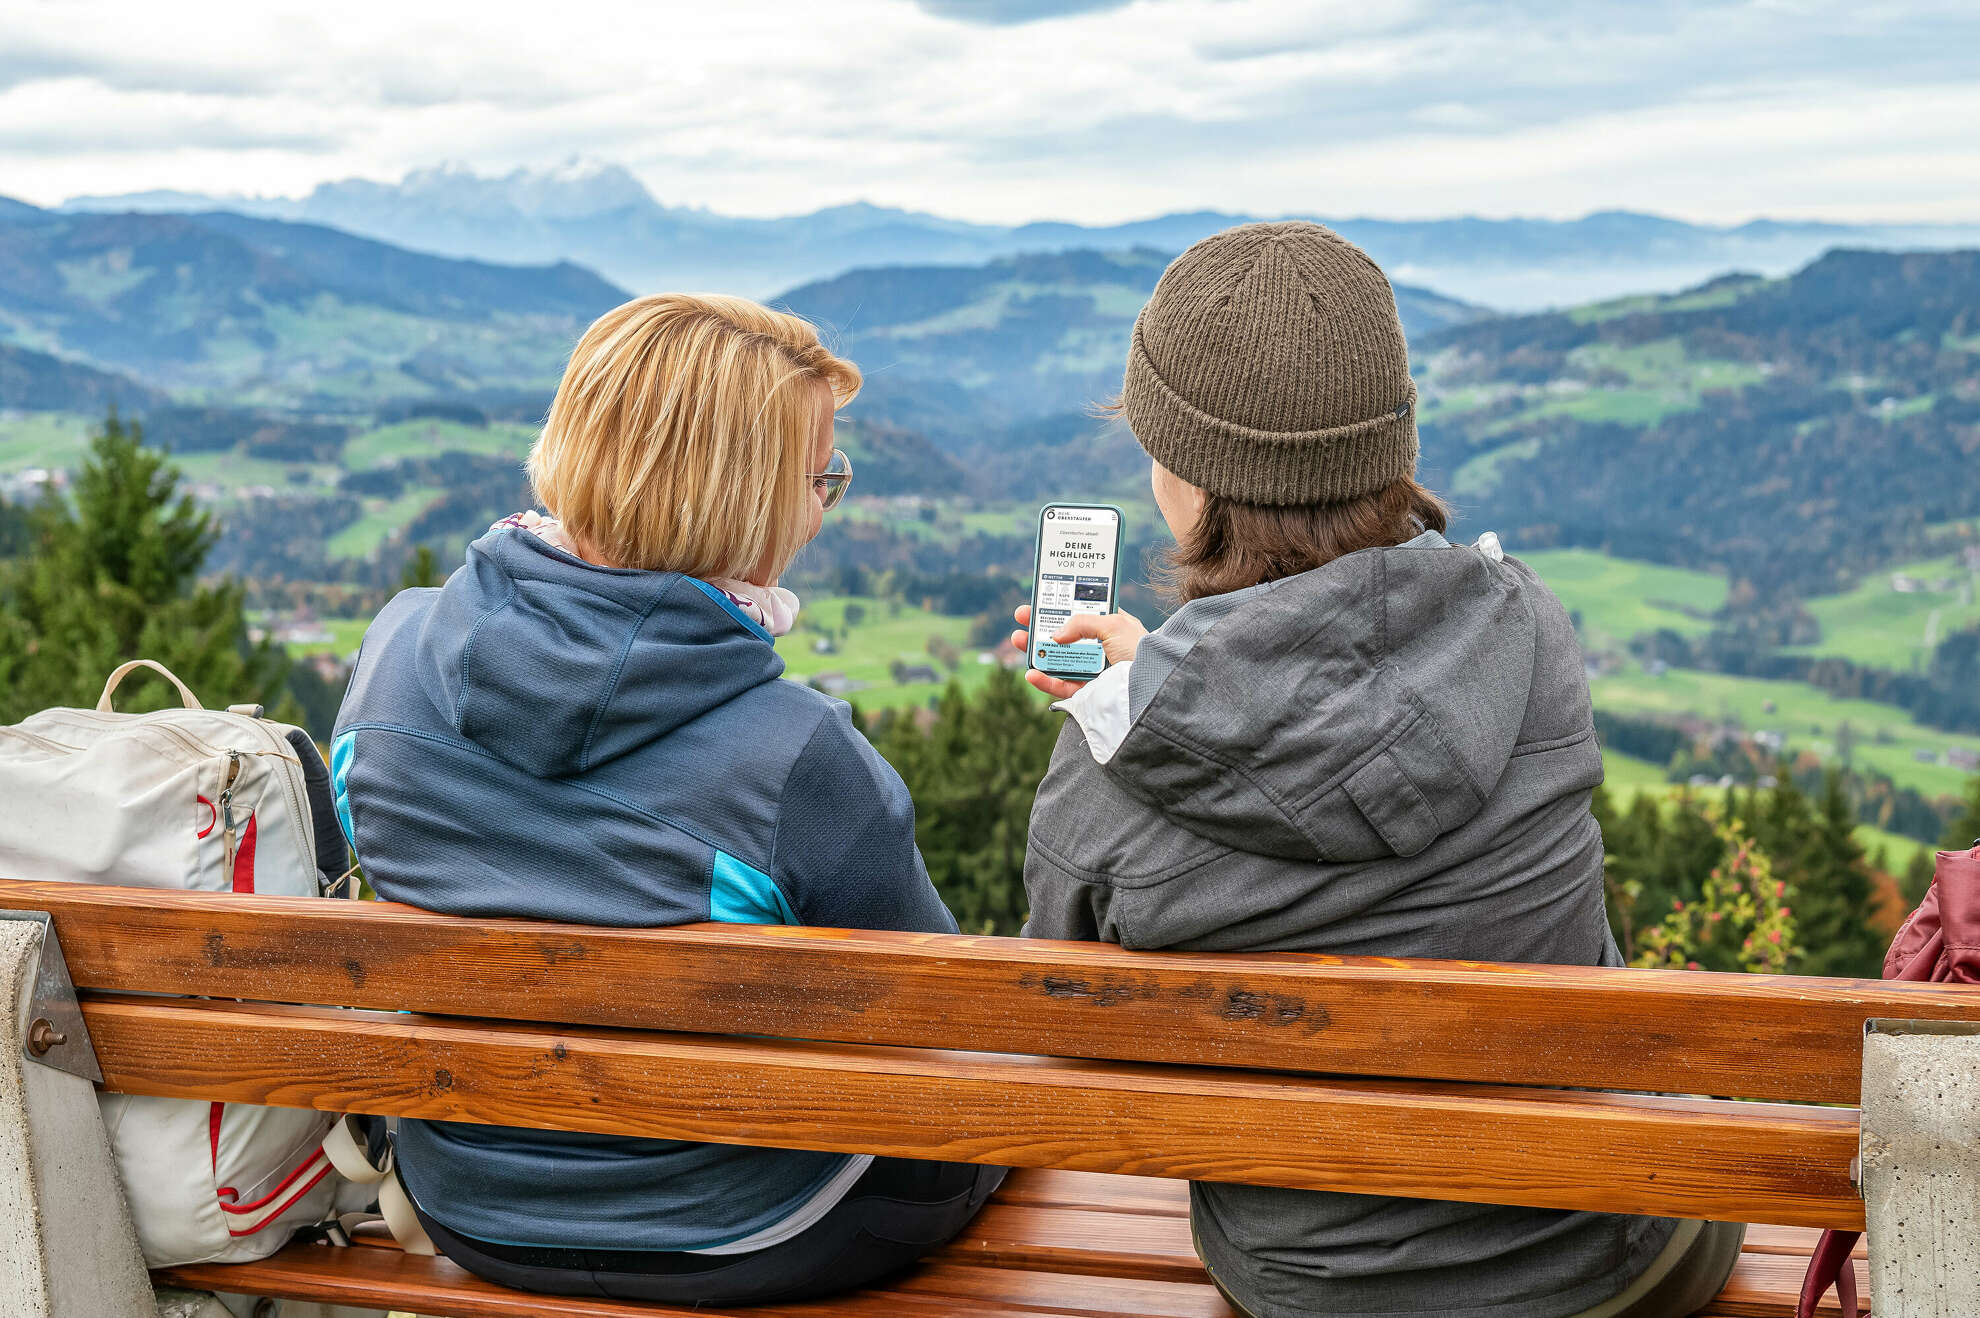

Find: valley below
4;185;1979;868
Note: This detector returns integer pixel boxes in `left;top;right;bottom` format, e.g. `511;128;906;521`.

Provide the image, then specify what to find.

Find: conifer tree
0;411;292;723
399;544;442;592
869;667;1059;934
1599;789;1724;955
1901;848;1936;907
1771;772;1885;978
0;496;27;558
1942;776;1980;853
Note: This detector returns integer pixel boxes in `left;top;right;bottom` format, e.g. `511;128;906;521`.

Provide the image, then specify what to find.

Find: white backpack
0;660;354;1268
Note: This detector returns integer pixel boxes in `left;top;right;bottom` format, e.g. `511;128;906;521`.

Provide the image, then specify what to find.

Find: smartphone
1028;503;1124;682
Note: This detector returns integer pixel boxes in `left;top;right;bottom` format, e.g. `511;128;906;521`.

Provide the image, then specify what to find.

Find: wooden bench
7;878;1977;1317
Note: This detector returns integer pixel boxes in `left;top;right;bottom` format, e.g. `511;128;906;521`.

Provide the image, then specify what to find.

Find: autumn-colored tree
1633;813;1797;974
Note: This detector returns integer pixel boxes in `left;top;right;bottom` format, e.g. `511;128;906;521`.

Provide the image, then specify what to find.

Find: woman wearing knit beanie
1014;222;1744;1318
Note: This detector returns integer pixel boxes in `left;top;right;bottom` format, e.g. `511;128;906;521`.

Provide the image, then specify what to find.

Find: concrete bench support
1;916;155;1317
1862;1020;1980;1317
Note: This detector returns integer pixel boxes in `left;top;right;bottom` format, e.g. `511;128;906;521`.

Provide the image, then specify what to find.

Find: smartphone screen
1029;503;1123;681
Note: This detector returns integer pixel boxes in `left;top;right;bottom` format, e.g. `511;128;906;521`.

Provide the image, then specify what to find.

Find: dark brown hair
1160;476;1450;604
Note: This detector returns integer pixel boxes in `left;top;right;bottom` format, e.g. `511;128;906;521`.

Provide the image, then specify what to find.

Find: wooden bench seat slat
886;1261;1237;1317
1706;1252;1868;1317
157;1182;1857;1318
992;1168;1191;1217
160;1247;1855;1318
938;1202;1203;1282
953;1177;1862;1280
12;879;1977;1103
83;994;1865;1229
156;1248;1075;1317
1740;1223;1864;1258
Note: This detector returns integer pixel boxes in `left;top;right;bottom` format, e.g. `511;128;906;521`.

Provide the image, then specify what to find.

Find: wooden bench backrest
12;879;1968;1231
11;880;1969;1102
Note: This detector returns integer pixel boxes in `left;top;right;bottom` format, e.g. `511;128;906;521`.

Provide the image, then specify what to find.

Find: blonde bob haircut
528;293;860;580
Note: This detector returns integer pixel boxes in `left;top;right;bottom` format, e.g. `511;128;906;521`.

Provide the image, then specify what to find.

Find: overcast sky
3;0;1976;224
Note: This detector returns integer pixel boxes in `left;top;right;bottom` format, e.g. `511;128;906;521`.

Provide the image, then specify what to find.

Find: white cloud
0;0;1973;224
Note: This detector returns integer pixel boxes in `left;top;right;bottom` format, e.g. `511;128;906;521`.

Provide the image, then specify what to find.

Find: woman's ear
1151;461;1206;543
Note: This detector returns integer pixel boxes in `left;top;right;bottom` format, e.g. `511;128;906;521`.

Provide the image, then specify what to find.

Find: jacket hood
409;529;784;778
1076;535;1540;862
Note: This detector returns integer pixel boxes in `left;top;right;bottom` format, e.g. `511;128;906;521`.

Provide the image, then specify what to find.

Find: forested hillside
1420;249;1980;599
0;342;159;415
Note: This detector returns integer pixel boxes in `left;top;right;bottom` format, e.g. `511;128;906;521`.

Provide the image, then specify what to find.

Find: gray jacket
1023;532;1678;1318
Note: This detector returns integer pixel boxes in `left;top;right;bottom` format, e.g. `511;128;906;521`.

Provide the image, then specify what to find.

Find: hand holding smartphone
1026;503;1124;683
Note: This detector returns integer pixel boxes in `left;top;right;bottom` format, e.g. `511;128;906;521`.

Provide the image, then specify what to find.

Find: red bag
1797;842;1980;1318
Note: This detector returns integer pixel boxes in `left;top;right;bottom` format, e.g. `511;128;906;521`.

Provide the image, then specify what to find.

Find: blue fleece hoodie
331;527;955;1251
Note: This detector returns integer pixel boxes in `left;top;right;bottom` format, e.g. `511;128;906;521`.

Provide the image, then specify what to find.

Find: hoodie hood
1076;534;1540;863
410;529;784;778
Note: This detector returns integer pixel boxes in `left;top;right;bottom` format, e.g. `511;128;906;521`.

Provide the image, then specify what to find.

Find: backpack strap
97;660;203;711
283;729;352;887
320;1115;437;1257
1796;1228;1860;1317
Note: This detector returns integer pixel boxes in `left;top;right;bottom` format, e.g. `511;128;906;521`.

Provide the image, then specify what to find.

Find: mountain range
7;167;1978;619
0;198;625;405
0;194;1481;436
776;248;1483;440
62;162;1980;311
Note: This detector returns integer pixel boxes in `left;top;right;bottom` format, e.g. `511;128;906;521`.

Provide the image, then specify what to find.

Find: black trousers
414;1157;1007;1308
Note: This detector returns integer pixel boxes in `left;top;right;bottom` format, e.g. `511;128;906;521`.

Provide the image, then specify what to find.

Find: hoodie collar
413;530;786;778
1057;531;1530;861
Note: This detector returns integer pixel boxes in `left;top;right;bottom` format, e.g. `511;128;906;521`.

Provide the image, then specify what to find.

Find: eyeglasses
810;447;853;511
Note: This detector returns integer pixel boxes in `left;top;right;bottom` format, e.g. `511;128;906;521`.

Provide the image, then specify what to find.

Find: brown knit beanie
1120;220;1417;506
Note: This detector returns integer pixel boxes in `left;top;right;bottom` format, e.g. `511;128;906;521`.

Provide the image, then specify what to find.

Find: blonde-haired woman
332;294;999;1305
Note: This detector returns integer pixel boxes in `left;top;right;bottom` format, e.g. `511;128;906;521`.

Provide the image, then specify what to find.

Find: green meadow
1590;661;1980;799
1426;337;1769;444
0;409;535;560
328;488;445;560
268;616;371;659
1520;549;1727;648
341;419;536;471
775;594;1001;712
0;411;95;470
1790;550;1980;670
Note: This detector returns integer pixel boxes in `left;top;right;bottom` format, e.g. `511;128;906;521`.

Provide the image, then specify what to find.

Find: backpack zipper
22;706;315;882
0;726;73;754
30;709;230;761
218;751;243;874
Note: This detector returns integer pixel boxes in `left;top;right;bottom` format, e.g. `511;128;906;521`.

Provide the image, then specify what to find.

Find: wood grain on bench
159;1246;1089;1317
156;1169;1866;1317
11;879;1975;1103
80;993;1863;1228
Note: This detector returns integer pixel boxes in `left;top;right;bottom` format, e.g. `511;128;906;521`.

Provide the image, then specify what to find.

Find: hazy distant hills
0;197;625;403
0;189;1481;434
774;247;1485;439
0;341;160;416
9;166;1979;615
63;162;1980;311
